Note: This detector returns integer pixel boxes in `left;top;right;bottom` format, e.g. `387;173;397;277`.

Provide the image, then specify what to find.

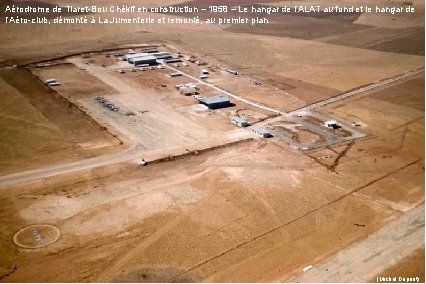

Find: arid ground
0;0;424;282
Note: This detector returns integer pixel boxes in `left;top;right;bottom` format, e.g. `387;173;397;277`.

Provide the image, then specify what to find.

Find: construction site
0;0;424;282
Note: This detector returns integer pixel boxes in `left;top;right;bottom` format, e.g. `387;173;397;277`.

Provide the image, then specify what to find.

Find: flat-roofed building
164;58;183;64
324;120;341;129
231;116;249;127
180;86;198;96
151;52;173;60
169;72;183;77
226;69;238;75
123;53;149;61
200;94;231;109
250;126;271;138
132;55;157;66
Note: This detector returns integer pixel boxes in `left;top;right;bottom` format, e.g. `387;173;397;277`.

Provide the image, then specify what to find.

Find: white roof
251;126;269;134
123;53;149;60
131;55;157;62
180;86;197;94
231;116;247;124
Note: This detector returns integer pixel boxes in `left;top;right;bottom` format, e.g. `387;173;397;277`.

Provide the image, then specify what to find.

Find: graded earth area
0;72;424;282
0;0;424;282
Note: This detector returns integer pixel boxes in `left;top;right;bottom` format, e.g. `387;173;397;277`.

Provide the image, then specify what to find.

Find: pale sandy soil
0;0;423;282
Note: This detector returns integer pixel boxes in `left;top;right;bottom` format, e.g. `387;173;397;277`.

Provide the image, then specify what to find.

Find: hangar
132;55;157;66
123;53;149;61
200;95;231;109
164;58;183;64
151;52;173;60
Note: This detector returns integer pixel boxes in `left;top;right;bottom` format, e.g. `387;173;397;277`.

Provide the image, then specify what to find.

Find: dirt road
290;68;425;114
0;132;252;189
0;143;141;189
290;204;425;283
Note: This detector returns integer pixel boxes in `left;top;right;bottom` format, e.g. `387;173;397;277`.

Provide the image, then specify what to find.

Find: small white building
180;86;198;96
226;69;238;75
250;126;271;138
231;116;249;127
169;72;183;77
324;120;341;129
201;69;209;74
45;79;60;86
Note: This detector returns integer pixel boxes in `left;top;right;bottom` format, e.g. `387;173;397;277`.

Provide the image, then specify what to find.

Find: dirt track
290;67;425;114
0;134;253;188
0;0;424;281
290;204;425;282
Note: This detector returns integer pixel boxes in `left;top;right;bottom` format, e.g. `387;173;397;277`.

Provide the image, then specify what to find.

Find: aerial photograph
0;0;424;282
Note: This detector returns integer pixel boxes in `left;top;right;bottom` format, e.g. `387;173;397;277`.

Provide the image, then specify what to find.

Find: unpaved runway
0;134;252;189
290;68;425;114
290;204;425;283
0;143;141;189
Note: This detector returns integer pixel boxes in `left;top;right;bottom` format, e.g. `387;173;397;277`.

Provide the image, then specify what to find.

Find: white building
231;116;249;127
250;126;271;138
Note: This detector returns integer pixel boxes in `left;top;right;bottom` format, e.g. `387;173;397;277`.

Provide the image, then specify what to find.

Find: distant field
0;68;121;175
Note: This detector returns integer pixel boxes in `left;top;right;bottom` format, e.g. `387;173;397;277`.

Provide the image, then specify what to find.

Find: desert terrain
0;0;424;282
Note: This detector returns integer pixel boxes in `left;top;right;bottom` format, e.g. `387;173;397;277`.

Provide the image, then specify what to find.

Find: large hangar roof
132;55;157;61
201;94;230;105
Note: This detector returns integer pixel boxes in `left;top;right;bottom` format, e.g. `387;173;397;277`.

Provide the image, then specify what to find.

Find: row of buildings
121;50;271;137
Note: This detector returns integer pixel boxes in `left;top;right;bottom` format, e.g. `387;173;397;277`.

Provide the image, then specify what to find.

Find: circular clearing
13;224;60;249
